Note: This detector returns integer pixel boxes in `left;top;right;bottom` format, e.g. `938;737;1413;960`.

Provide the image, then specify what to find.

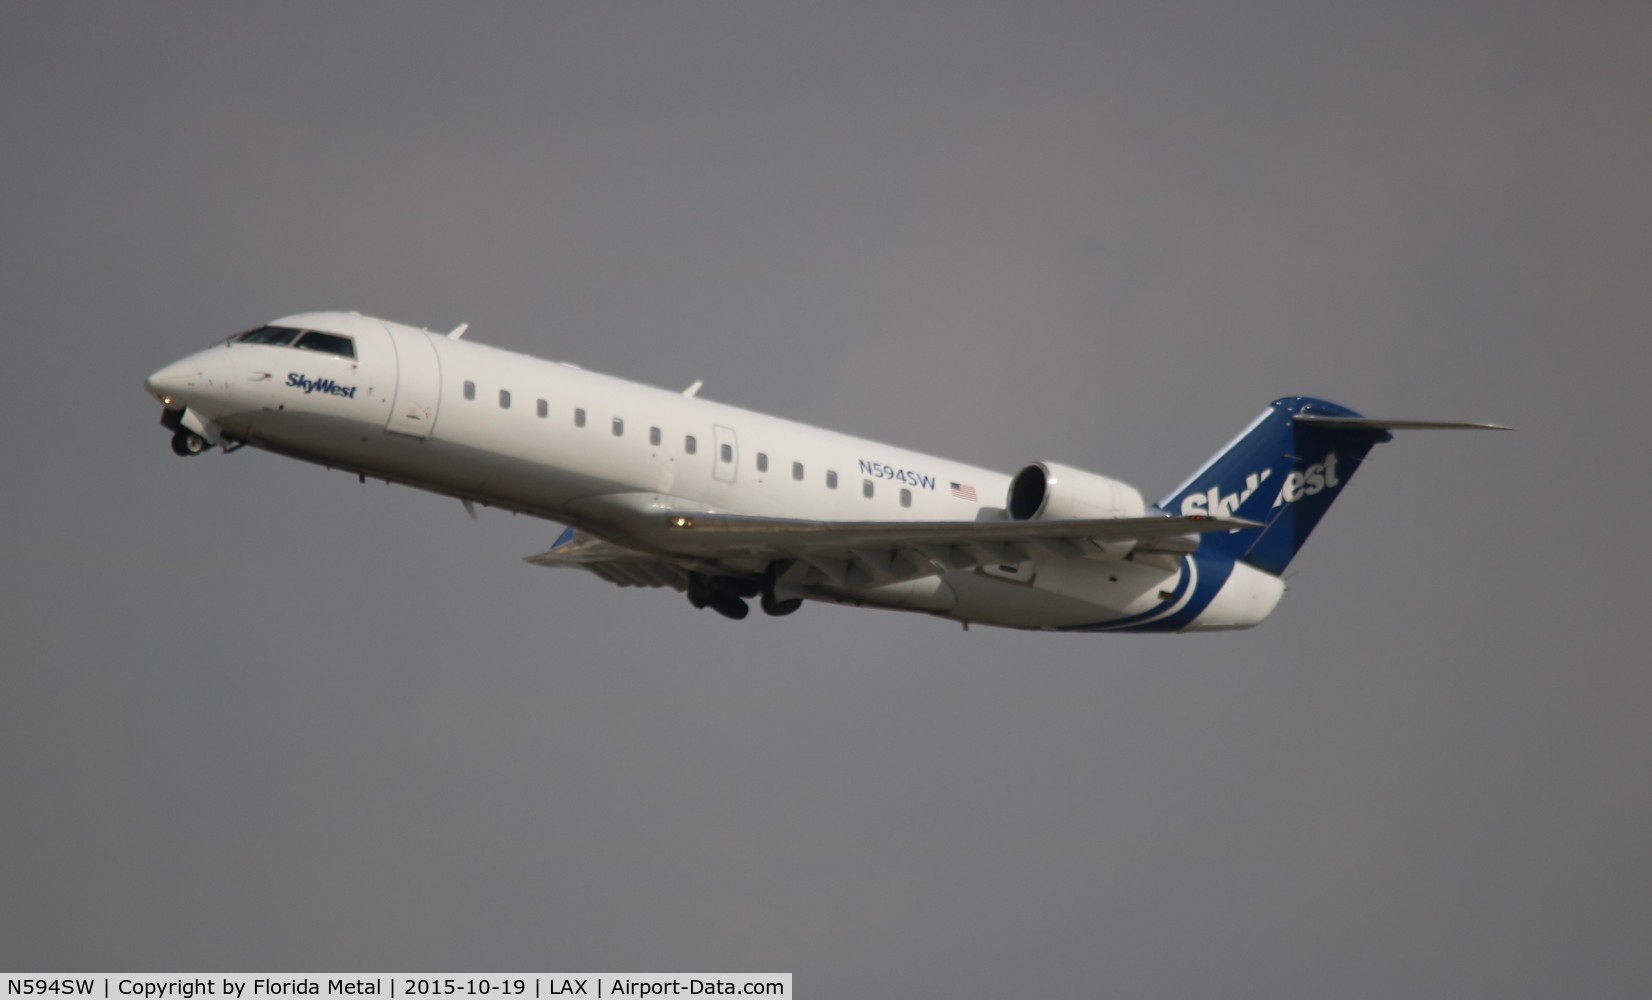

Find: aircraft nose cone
145;358;199;402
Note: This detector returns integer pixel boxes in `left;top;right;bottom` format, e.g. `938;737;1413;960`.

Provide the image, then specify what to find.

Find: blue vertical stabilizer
1155;397;1391;576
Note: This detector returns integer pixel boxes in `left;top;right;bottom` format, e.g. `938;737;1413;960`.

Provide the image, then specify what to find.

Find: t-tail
1157;397;1508;576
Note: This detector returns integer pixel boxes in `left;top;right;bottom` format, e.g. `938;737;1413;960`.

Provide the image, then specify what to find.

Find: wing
525;513;1257;592
660;511;1252;550
524;527;692;591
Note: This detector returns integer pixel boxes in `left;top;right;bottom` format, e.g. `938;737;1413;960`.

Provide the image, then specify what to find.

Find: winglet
448;323;470;340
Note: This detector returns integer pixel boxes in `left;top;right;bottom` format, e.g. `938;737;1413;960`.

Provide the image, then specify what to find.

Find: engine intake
1006;462;1145;521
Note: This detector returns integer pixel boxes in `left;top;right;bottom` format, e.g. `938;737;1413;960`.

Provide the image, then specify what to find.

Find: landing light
162;396;172;406
671;516;695;528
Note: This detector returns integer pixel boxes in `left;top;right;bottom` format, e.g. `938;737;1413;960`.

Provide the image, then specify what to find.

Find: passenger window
612;417;624;437
826;470;838;489
863;479;874;499
537;399;548;418
293;331;356;358
650;427;662;446
574;408;586;427
720;443;733;463
900;488;912;508
463;381;476;401
792;462;804;481
499;389;511;409
685;435;697;454
756;452;768;472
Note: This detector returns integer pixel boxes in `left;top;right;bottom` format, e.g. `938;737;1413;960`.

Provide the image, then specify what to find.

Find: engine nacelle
1006;462;1145;521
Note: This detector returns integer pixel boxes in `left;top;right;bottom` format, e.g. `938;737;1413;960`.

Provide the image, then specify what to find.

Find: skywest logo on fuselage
1178;453;1342;517
286;373;358;399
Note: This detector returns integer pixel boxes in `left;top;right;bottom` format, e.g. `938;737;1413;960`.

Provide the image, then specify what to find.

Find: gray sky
2;2;1648;994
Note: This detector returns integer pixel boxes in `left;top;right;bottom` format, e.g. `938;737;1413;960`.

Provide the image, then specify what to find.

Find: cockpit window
236;326;302;346
293;331;356;359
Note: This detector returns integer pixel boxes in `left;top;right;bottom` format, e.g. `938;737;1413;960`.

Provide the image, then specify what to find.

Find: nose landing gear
160;408;215;457
170;429;211;456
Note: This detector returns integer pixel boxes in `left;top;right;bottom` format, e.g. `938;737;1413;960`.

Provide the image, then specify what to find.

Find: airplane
144;311;1504;632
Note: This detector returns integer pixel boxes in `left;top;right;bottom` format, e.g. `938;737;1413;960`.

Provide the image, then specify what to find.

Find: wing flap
662;513;1258;552
524;529;691;591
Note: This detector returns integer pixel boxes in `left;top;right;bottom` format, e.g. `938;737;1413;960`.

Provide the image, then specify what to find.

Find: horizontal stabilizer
1292;415;1511;431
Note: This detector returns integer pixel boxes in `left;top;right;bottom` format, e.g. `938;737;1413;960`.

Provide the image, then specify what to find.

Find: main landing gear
759;561;803;617
688;564;804;620
688;574;756;620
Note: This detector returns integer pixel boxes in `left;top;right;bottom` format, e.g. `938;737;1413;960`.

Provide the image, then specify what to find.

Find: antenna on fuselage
448;323;470;340
682;380;703;397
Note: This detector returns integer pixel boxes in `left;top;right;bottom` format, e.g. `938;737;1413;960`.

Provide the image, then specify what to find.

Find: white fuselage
145;312;1285;631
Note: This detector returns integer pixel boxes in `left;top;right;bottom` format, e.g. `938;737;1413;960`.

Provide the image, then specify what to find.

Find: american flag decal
950;481;978;502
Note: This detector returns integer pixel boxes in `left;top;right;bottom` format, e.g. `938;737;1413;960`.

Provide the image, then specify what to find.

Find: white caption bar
3;977;791;1000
